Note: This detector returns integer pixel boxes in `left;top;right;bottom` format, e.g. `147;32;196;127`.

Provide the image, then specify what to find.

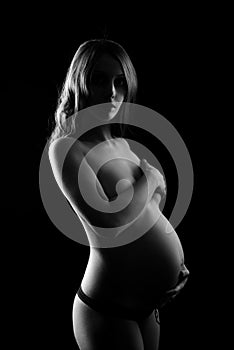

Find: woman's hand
159;267;190;308
140;159;166;204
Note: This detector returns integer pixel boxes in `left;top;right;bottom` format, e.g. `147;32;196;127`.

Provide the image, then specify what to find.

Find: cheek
118;95;124;103
90;87;102;97
87;88;103;105
117;88;126;101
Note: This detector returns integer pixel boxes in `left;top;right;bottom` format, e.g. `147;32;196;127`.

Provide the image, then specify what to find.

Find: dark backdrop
4;12;215;350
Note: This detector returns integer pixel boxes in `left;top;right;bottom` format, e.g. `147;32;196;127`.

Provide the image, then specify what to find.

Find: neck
75;108;114;143
84;125;113;143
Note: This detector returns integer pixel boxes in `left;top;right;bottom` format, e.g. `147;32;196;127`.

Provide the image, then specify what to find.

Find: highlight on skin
41;38;192;350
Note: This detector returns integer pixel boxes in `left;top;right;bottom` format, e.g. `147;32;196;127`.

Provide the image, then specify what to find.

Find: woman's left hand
142;160;167;202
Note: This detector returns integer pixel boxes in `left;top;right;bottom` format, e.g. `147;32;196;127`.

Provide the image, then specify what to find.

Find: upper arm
48;137;122;228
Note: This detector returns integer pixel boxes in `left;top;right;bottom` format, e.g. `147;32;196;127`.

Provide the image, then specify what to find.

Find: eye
115;77;127;88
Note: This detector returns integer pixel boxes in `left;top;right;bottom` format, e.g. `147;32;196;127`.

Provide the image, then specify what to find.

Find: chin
90;103;121;121
108;109;118;119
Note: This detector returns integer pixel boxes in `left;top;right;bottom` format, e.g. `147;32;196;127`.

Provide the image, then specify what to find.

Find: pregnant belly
82;204;185;311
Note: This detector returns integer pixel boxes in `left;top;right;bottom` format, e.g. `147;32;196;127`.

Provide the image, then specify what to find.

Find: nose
106;80;117;100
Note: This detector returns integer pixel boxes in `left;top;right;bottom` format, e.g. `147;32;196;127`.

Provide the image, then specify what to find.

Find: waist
77;285;156;321
81;262;189;313
81;241;186;312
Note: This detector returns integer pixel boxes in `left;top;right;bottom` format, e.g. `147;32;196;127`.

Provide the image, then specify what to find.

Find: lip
111;101;120;108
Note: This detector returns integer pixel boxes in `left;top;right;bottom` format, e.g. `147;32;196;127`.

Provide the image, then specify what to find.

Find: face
86;53;127;120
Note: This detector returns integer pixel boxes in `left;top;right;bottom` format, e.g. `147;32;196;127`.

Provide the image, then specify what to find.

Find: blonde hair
48;39;138;146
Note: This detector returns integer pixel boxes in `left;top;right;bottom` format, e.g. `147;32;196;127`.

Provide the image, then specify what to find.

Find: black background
4;8;219;350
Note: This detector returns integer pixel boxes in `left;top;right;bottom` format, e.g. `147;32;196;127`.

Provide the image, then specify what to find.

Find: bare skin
77;137;187;308
50;53;189;349
68;137;188;350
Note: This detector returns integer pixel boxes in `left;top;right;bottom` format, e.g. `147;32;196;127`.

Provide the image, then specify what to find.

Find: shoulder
115;137;130;150
49;137;82;169
48;136;83;188
49;136;81;158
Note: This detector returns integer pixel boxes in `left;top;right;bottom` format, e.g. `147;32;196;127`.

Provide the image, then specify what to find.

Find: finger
152;192;162;204
140;159;149;171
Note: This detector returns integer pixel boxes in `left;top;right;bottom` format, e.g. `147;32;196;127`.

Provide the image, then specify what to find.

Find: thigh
137;311;160;350
72;294;144;350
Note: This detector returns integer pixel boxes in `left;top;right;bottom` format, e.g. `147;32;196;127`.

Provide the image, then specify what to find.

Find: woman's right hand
158;268;189;308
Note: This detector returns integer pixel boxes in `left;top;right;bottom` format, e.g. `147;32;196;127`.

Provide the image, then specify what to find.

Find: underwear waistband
77;286;156;322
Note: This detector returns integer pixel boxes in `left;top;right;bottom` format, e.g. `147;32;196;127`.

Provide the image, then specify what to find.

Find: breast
81;138;142;201
97;158;137;200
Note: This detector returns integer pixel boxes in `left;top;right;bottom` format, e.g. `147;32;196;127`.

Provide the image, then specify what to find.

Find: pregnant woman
48;38;189;349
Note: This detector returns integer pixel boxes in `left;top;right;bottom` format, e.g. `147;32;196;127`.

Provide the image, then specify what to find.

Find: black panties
77;264;189;325
77;286;160;324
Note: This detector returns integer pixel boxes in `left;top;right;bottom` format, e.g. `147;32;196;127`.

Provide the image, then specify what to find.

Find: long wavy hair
48;39;138;146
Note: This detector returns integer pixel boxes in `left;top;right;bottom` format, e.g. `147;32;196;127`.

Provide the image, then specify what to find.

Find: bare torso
76;137;187;313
